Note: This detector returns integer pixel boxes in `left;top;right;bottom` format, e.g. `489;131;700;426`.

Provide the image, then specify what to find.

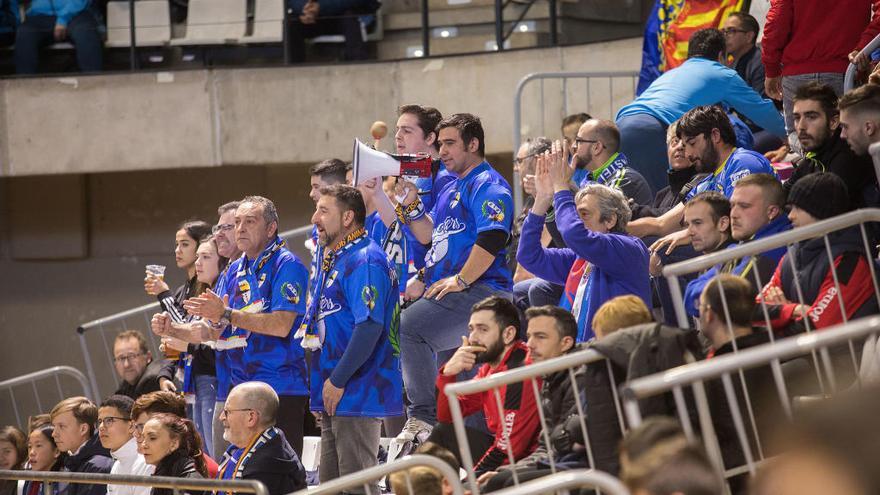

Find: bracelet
395;197;425;225
416;268;426;283
455;274;471;290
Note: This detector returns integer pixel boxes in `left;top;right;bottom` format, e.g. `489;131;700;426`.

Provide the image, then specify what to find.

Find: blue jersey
685;148;776;201
219;237;309;397
309;236;403;417
425;162;514;291
213;260;238;401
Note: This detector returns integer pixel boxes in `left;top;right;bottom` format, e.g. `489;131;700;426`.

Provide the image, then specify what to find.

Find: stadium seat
106;0;172;47
240;0;284;43
170;0;247;46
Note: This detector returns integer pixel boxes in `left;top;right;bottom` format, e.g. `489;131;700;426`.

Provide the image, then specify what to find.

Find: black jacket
785;128;877;209
151;451;204;495
240;430;306;495
158;278;216;377
114;358;176;399
632;168;707;219
59;433;113;495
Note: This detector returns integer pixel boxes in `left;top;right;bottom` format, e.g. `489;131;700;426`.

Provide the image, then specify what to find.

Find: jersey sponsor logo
361;285;378;311
238;280;251;293
427;217;467;266
317;296;342;320
729;168;752;184
482;199;505;222
282;282;302;305
810;287;838;323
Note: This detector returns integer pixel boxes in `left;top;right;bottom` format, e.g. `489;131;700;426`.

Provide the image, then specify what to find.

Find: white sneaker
386;417;433;463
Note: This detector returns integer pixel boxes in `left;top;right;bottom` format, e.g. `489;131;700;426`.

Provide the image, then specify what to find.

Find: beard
474;337;506;364
694;143;721;174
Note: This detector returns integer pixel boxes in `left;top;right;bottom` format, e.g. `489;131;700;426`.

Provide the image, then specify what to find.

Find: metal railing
0;470;268;495
289;455;464;495
443;347;625;494
620;315;880;492
76;224;313;401
511;71;640;211
844;33;880;92
491;469;629;495
0;367;94;430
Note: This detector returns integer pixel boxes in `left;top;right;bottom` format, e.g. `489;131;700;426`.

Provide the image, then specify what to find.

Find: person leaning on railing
139;415;207;495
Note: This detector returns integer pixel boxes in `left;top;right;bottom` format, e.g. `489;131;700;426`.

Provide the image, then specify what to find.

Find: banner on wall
637;0;745;94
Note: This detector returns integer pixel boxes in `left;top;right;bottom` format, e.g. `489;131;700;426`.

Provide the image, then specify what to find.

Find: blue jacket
516;190;651;341
617;58;786;138
684;214;792;317
27;0;90;27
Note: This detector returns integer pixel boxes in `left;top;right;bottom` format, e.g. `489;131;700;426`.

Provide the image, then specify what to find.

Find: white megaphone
351;139;434;186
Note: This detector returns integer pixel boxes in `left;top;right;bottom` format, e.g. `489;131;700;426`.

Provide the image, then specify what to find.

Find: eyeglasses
220;408;254;418
574;137;600;145
96;417;130;428
212;223;235;234
721;27;749;35
113;352;144;364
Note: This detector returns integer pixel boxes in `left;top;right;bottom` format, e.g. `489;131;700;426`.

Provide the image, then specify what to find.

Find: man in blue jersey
171;196;310;457
365;113;514;446
616;28;784;189
306;184;402;491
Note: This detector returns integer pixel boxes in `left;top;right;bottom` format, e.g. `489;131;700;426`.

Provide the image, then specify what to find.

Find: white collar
111;437;140;463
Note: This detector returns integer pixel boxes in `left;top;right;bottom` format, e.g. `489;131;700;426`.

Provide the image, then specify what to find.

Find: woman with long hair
140;414;207;495
0;425;27;495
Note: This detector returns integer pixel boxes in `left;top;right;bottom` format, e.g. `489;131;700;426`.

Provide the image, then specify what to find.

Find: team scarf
379;220;406;297
215;237;286;350
584;152;629;188
295;227;367;350
216;427;280;493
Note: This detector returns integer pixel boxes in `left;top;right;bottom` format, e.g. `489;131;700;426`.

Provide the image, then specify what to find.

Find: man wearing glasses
216;382;306;495
112;330;175;400
98;395;153;495
571;119;653;206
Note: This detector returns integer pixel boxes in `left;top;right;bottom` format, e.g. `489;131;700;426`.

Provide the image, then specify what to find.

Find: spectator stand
0;366;95;430
0;469;269;495
75;223;313;402
491;469;628;495
443;347;624;494
289;454;465;495
621;315;880;494
510;70;639;211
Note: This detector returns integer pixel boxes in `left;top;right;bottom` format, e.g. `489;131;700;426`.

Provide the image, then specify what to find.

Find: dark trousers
286;16;366;63
616;113;669;192
484;466;554;491
428;422;495;474
277;395;308;458
15;12;103;74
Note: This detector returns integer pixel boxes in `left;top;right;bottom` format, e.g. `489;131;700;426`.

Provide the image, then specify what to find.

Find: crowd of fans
6;4;880;495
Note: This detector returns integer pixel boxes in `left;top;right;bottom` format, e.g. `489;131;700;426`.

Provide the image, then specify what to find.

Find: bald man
217;382;306;495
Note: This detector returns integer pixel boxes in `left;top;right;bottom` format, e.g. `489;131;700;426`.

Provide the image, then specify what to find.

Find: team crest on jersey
361;286;378;311
281;282;301;305
449;191;461;210
238;280;252;304
317;296;342;320
482;199;505;222
258;273;267;287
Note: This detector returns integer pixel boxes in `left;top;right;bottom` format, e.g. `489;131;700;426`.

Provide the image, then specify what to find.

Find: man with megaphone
362;113;515;454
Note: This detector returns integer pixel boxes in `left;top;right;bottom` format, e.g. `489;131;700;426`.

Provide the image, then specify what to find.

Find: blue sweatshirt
684;214;793;317
27;0;90;27
616;58;786;138
516;190;651;341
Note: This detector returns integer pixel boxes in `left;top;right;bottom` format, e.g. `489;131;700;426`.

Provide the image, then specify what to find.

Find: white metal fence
0;366;94;430
0;469;268;495
290;455;464;495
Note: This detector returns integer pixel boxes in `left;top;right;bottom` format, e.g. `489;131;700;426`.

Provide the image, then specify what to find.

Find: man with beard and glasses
627;105;776;255
785;82;876;208
427;296;541;477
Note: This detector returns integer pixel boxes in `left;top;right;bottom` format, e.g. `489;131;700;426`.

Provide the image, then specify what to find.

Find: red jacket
762;0;880;78
436;342;541;473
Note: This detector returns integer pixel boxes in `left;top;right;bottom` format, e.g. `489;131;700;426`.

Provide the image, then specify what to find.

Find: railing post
77;328;101;402
128;0;138;70
421;0;430;57
283;6;291;64
548;0;557;46
494;0;503;51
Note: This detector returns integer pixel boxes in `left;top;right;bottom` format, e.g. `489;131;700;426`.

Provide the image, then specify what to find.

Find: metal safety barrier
76;224;313;401
844;33;880;92
290;454;464;495
0;469;268;495
492;469;629;495
0;367;94;430
443;348;625;494
620;315;880;494
511;71;639;211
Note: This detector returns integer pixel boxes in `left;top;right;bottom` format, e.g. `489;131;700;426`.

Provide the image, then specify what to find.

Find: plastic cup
146;264;166;280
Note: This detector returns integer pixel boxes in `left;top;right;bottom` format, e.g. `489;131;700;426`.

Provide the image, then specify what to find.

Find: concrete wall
0;38;642;425
0;37;641;177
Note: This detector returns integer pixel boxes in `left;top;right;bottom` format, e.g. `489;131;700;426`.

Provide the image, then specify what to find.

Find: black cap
787;173;850;220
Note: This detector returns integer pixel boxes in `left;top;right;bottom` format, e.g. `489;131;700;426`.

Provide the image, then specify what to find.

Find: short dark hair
839;83;880;117
318;184;367;227
685;191;731;225
525;305;578;341
592;119;621;153
619;417;684;463
687;28;725;61
793;82;840;119
471;295;521;337
728;12;759;39
734;173;785;209
100;395;135;417
398;104;443;150
677;105;737;147
115;330;149;355
309;158;350;184
217;201;241;217
437;113;486;156
562;113;591;130
131;391;186;419
703;274;756;327
179;220;213;244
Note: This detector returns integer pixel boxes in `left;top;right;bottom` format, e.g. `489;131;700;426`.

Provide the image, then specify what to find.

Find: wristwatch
455;274;471;290
219;307;233;327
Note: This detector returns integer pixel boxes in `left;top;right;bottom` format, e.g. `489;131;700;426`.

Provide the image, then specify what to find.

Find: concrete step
376;30;544;58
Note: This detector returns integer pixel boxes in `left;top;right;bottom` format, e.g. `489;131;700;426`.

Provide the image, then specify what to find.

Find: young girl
21;422;63;495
